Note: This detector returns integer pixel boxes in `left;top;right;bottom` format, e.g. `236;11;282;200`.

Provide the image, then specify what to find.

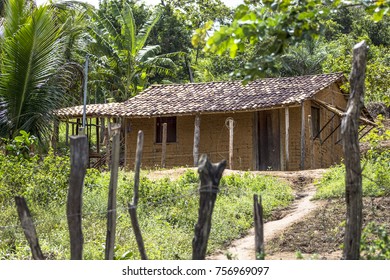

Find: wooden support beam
285;107;289;171
229;118;234;170
161;123;167;168
65;121;69;146
300;103;306;170
96;118;100;153
252;112;259;170
51;118;59;152
193;115;201;167
308;115;314;169
123;118;127;169
100;118;105;144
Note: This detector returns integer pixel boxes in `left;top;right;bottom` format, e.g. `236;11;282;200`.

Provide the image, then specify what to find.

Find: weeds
0;157;293;260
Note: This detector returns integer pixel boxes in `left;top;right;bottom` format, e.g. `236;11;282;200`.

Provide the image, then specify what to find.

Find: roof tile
55;73;345;118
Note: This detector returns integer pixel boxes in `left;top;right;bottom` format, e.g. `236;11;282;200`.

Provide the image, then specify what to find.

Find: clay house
55;72;375;171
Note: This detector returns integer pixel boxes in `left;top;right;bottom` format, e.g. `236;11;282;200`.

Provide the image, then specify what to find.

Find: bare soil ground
209;169;390;260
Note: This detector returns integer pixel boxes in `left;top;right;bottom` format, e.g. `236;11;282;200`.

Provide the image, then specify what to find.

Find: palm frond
3;0;28;38
0;3;67;139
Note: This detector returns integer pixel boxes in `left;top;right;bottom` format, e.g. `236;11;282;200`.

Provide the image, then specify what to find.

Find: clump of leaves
1;130;37;160
361;222;390;260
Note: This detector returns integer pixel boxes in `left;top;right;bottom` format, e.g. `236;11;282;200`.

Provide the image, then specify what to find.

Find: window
156;117;177;143
311;106;320;139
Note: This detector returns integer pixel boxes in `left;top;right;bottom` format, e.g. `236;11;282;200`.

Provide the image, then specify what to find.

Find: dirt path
208;170;326;260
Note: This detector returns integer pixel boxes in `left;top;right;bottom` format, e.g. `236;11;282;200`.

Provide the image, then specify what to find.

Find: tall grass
314;151;390;199
0;154;293;260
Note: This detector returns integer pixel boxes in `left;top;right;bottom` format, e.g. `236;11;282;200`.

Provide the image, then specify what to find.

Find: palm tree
0;0;70;141
279;40;327;77
88;0;178;101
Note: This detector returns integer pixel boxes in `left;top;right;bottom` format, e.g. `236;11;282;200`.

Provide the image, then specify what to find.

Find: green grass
0;154;294;260
314;153;390;199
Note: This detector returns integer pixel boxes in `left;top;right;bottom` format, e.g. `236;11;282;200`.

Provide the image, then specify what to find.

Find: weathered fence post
128;131;148;260
105;124;121;260
192;154;226;260
67;135;88;260
254;194;265;260
15;197;44;260
342;40;367;260
161;123;167;168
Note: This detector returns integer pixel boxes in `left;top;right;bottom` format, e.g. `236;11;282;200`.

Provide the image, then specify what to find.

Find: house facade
55;73;375;171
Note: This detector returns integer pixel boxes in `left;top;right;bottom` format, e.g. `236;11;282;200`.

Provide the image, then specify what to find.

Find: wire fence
0;181;256;232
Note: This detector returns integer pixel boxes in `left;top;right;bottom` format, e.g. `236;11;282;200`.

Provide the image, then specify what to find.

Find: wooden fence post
342;40;367;260
105;124;121;260
254;194;265;260
15;197;44;260
128;131;148;260
192;154;226;260
161;123;167;168
67;135;88;260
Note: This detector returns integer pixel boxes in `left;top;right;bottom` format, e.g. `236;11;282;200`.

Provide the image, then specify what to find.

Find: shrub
361;222;390;260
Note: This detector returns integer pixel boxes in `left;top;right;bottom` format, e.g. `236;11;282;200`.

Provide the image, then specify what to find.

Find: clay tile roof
121;72;345;117
55;102;124;119
55;73;345;118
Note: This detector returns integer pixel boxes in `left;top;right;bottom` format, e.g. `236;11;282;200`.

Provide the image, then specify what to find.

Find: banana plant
87;0;178;101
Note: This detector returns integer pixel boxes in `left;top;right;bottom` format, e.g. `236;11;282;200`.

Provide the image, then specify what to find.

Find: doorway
258;110;281;170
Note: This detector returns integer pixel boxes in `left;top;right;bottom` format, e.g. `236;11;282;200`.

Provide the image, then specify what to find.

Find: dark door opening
258;110;281;170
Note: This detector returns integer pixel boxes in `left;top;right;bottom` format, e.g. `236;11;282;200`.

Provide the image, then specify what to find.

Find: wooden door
258;110;280;170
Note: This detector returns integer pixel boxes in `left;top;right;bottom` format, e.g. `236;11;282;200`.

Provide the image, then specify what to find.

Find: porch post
161;123;167;168
252;112;259;170
229;118;234;170
65;120;69;146
300;102;306;170
193;114;201;166
285;107;289;171
308;114;314;168
123;118;127;169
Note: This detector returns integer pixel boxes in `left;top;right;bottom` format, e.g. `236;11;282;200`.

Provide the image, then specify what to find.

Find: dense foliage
0;154;293;260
